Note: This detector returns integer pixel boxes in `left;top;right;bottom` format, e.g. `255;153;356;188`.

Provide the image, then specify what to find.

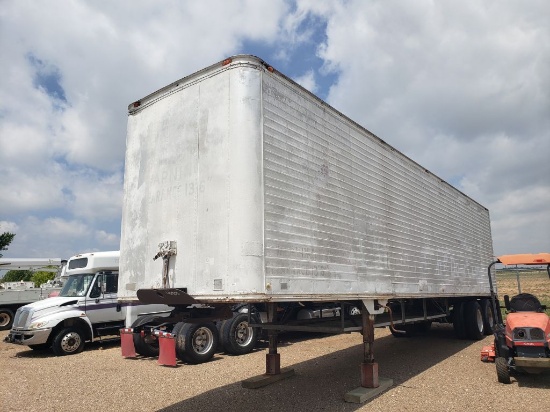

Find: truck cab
5;251;169;356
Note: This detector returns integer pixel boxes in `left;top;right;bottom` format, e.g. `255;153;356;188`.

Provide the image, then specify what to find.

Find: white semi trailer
118;55;495;388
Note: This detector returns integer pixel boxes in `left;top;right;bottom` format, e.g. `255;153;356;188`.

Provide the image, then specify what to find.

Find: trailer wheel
220;312;259;355
495;357;511;384
172;322;189;362
453;302;467;339
132;315;160;357
52;327;85;356
176;322;219;364
0;308;14;330
480;299;495;335
464;301;484;340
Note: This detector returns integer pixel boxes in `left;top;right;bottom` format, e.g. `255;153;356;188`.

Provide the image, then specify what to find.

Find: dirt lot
1;323;549;412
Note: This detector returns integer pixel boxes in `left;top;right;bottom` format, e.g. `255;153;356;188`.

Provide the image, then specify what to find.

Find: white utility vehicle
5;251;169;356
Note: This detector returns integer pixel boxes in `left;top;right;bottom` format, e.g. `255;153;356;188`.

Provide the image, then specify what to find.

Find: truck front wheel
175;322;219;364
52;327;85;356
0;308;14;330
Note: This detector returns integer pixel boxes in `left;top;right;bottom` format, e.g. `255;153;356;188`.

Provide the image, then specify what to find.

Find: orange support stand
158;332;177;367
120;328;136;358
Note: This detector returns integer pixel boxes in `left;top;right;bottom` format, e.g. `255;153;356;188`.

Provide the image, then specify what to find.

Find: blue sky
1;0;549;262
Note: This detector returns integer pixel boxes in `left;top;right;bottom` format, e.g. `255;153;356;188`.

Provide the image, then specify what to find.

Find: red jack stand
158;332;177;367
120;328;136;358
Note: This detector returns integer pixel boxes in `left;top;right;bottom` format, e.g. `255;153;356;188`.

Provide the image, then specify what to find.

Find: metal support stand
265;302;280;375
345;301;393;403
360;301;379;388
242;302;295;389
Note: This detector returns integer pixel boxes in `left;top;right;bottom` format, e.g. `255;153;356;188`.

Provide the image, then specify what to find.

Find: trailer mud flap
120;328;136;358
158;332;177;367
137;288;198;305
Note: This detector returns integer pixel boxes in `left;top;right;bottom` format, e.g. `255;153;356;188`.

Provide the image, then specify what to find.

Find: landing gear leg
360;301;379;388
242;302;295;388
266;303;281;375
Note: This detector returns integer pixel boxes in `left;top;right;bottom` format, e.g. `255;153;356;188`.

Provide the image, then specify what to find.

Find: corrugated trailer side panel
261;71;493;298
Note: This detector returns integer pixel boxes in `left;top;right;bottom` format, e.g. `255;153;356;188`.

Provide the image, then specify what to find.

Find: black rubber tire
172;322;188;362
480;299;495;335
28;343;51;350
453;302;467;339
220;312;259;355
464;301;484;340
175;322;219;364
495;357;511;384
131;315;160;357
0;308;14;330
51;327;85;356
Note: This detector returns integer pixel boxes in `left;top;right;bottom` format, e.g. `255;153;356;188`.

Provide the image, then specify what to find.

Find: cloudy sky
1;0;549;262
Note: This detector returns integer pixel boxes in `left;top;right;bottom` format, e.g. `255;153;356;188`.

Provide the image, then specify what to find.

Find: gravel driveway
1;325;549;412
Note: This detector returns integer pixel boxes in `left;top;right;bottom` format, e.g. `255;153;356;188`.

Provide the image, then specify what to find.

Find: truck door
85;271;124;324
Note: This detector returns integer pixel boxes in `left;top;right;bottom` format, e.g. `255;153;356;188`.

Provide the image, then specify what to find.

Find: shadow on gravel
157;324;481;412
9;337;121;358
513;372;550;388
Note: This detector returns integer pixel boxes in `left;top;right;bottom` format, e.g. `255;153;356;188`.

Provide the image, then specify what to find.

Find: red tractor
483;253;550;384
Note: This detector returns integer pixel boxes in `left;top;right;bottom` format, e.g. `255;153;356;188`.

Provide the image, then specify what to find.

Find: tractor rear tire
132;315;160;357
220;312;259;355
175;322;219;364
496;357;511;384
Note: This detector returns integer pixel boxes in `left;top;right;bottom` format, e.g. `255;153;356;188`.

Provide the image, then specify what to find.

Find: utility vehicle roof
497;253;550;266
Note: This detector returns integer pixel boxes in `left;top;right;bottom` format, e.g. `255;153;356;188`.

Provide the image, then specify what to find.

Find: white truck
0;258;65;330
118;55;495;386
5;251;169;356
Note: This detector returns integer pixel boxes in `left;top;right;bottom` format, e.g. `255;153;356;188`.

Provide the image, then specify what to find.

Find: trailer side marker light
267;66;274;72
222;58;232;66
133;101;141;108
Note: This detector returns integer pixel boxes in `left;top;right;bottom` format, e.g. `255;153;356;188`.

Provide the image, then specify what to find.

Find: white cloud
293;70;318;94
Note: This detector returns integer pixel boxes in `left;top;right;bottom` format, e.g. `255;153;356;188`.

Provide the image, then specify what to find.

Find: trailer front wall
261;72;494;298
120;64;265;300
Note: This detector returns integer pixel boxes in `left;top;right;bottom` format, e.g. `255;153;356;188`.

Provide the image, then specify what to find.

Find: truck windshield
59;274;95;297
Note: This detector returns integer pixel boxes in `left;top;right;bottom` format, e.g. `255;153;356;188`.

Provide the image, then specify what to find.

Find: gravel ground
1;325;549;412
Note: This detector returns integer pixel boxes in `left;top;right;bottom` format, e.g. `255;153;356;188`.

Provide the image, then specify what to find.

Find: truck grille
13;308;30;329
